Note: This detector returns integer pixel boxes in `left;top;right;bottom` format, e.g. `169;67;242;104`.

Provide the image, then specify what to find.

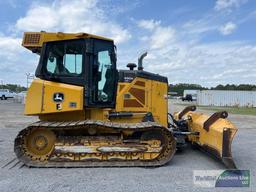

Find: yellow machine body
25;77;168;127
15;31;238;168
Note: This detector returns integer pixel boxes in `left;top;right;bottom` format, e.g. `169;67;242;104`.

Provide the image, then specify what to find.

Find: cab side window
45;40;83;76
64;54;82;74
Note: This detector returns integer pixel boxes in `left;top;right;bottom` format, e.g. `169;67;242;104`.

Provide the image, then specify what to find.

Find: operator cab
35;38;118;108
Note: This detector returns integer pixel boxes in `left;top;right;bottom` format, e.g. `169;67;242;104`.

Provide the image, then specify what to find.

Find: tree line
169;83;256;96
0;84;27;93
1;83;256;95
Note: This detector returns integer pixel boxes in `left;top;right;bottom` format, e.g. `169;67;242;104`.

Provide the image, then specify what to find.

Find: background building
197;90;256;107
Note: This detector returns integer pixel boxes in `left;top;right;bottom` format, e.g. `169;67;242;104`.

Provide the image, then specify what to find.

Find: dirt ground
0;99;255;192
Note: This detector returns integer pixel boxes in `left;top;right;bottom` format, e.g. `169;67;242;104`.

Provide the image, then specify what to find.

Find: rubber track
14;120;176;167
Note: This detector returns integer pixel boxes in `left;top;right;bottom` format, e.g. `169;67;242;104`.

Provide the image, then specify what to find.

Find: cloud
219;22;237;35
0;34;38;85
138;19;175;49
15;0;131;44
215;0;248;11
150;26;176;49
0;0;133;85
135;19;256;87
0;35;22;58
0;0;133;86
182;18;217;35
145;41;256;86
137;19;161;30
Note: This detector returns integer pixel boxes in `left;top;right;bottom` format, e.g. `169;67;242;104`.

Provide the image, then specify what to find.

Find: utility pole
25;73;34;89
0;79;3;88
25;73;30;89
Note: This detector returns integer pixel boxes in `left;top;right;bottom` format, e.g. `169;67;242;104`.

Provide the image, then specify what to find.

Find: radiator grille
23;33;41;45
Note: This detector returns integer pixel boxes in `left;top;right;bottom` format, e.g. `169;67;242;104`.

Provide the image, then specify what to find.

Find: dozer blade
175;106;238;169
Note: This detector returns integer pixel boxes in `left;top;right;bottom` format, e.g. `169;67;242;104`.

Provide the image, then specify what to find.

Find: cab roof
22;31;113;53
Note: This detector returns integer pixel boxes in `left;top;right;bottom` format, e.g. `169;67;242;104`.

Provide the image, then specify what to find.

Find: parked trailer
197;90;256;107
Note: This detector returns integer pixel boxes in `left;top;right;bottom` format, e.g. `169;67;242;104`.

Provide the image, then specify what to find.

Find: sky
0;0;256;87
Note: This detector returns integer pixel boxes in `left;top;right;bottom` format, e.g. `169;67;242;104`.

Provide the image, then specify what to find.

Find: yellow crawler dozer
14;32;237;168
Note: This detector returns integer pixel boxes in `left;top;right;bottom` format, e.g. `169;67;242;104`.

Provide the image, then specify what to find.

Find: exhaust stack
138;52;147;71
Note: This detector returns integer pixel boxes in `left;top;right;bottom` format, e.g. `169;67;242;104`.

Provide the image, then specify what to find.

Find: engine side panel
24;79;44;114
114;77;168;127
25;79;84;115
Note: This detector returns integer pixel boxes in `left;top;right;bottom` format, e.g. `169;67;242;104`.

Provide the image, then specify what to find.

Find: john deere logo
53;93;64;102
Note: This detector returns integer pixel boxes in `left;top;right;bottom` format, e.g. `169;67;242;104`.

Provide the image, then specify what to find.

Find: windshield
45;40;83;76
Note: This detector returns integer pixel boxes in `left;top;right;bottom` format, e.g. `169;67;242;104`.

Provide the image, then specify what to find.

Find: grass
174;102;256;116
198;106;256;116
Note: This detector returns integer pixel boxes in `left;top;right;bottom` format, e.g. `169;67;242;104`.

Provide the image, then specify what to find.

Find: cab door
86;39;118;108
